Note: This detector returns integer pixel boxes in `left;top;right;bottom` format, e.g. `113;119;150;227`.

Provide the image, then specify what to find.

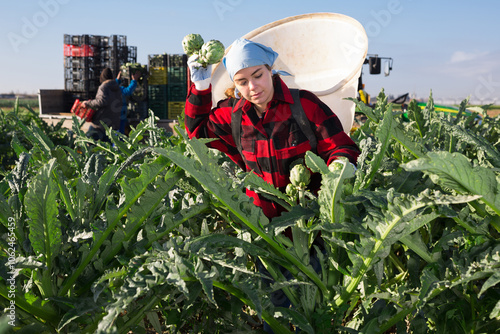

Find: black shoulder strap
231;99;244;156
289;89;317;153
230;89;317;156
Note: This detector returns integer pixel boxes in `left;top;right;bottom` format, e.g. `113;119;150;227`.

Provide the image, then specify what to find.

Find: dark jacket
87;79;122;131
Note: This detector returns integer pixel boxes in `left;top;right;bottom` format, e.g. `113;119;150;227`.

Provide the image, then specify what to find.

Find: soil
488;109;500;117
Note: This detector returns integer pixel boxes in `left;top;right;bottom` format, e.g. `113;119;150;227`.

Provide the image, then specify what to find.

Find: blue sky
1;0;499;105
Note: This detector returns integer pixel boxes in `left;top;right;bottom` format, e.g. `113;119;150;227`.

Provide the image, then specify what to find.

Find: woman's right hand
188;55;212;90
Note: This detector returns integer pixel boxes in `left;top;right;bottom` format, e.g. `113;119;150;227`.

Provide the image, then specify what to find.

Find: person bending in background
116;70;141;134
82;67;122;142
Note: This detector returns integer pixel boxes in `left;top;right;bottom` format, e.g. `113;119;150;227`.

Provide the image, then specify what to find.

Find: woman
186;38;360;333
185;38;360;218
82;67;122;141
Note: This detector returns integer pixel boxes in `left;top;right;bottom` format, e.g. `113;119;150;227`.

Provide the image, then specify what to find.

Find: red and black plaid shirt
185;76;360;218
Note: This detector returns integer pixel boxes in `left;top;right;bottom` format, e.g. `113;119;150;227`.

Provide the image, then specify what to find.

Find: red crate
70;99;95;122
64;44;95;57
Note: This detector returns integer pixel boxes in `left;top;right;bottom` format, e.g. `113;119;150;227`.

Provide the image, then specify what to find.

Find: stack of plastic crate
147;54;168;119
63;34;101;101
166;54;188;120
63;34;137;107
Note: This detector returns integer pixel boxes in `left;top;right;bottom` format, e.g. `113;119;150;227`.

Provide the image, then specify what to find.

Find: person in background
116;70;141;134
82;67;122;141
185;38;360;333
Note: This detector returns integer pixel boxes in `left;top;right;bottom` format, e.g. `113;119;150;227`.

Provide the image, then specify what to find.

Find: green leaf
306;151;355;224
490;300;500;319
359;103;394;190
102;161;181;264
16;120;55;159
406;99;426;135
5;152;30;195
479;272;500;297
440;119;500;168
402;151;500;216
391;123;428;159
11;133;28;157
145;312;162;334
188;234;270;258
244;171;293;208
335;189;479;308
59;152;166;297
275;307;314;334
0;192;14;229
25;159;61;268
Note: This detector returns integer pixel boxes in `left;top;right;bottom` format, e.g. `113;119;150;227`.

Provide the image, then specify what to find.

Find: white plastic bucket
211;12;368;134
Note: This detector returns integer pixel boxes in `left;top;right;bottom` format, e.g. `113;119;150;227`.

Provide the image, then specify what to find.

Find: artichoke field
0;92;499;333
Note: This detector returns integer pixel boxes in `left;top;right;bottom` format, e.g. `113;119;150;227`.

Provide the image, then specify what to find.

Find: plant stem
334;203;426;307
379;305;415;333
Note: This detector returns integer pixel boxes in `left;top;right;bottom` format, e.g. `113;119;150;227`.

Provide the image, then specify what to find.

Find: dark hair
100;68;114;83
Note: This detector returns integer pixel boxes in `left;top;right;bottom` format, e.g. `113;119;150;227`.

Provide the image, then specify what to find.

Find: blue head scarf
223;38;289;81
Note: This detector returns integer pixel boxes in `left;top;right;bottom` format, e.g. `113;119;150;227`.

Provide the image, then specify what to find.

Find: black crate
110;35;127;47
63;33;138;99
65;79;98;92
167;84;187;102
127;101;148;120
66;57;93;69
167;66;187;84
64;57;72;69
90;35;109;46
64;34;90;46
128;46;137;63
117;46;129;60
167;54;187;67
148;101;167;119
64;67;73;80
148;85;168;104
63;34;72;45
148;54;168;68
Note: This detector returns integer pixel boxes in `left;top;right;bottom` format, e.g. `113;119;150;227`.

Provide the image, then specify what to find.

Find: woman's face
233;65;274;112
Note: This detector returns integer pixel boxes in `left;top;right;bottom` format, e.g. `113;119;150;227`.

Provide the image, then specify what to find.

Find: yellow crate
148;66;167;85
168;101;185;120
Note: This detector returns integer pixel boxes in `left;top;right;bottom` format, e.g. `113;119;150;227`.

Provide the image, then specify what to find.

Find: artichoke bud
290;164;311;188
199;40;225;66
329;160;345;172
286;183;298;197
182;33;204;57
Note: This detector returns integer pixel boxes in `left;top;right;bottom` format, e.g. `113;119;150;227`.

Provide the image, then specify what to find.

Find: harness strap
289;89;317;153
231;88;317;158
231;98;244;156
